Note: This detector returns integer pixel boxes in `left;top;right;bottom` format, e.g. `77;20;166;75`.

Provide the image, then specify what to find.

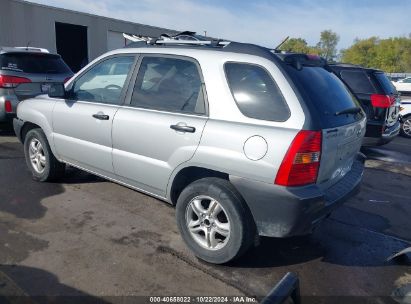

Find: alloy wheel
28;138;46;174
185;195;231;251
403;118;411;137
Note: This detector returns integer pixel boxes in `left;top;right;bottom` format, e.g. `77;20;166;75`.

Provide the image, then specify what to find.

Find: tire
400;116;411;138
176;177;256;264
24;128;65;182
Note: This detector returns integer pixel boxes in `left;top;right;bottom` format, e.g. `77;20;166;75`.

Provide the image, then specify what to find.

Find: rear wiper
335;107;362;116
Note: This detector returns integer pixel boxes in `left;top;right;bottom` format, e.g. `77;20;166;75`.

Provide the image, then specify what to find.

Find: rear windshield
340;70;376;94
0;53;72;74
284;65;363;128
374;72;397;95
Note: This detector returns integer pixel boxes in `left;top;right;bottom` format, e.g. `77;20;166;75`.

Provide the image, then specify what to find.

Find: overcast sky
26;0;410;49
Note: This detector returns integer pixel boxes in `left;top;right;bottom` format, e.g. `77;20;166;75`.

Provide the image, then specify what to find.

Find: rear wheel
176;177;255;264
401;116;411;138
24;128;65;181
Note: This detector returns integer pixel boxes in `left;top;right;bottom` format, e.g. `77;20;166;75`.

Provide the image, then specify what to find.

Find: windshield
0;53;72;74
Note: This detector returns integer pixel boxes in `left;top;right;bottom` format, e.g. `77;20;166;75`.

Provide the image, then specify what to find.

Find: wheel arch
168;165;229;205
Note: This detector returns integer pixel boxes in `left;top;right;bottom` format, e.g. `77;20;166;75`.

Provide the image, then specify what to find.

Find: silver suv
13;39;366;264
0;47;73;122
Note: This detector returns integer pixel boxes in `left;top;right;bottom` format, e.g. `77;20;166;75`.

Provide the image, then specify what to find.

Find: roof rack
123;32;230;48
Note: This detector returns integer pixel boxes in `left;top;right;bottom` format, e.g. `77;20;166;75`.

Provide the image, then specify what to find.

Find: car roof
120;40;328;70
0;46;53;55
124;41;279;61
328;63;383;74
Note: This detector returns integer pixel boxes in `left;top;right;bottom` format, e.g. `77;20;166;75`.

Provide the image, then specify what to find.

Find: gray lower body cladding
230;157;364;238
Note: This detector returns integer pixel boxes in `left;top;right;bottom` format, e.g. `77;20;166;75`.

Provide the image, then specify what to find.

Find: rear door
112;55;208;197
373;72;400;128
338;69;377;119
338;69;399;130
284;65;366;188
52;55;136;175
0;52;73;100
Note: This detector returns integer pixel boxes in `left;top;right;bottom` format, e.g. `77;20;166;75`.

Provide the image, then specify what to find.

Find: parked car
328;64;401;146
399;100;411;138
393;77;411;95
13;39;366;264
0;46;73;123
388;76;405;83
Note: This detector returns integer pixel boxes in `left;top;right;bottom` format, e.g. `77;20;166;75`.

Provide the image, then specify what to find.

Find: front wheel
24;128;65;182
401;116;411;138
176;177;256;264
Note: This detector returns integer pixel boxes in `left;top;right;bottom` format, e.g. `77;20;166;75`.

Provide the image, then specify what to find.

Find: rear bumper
0;93;19;122
13;118;24;143
230;157;364;238
363;121;400;146
0;112;16;123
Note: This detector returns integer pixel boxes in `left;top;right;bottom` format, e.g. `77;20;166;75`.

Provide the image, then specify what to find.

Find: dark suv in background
328;64;400;146
0;47;73;123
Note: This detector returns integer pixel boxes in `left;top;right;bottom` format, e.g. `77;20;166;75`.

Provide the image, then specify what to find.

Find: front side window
71;56;135;104
130;56;205;115
225;63;290;122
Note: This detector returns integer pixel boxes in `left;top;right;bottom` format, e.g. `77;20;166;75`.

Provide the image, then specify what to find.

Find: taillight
0;75;31;88
370;94;394;108
4;100;12;113
275;130;322;187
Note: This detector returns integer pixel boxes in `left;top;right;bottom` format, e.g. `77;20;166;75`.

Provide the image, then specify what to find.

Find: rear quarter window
374;72;397;95
224;62;290;122
340;70;376;94
0;53;72;74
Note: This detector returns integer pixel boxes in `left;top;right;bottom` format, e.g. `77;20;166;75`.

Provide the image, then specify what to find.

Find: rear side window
374;72;397;94
131;56;206;115
285;66;362;127
225;63;290;122
0;53;72;74
340;70;376;94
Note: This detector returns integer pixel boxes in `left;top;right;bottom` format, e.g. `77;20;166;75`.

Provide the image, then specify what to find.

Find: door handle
92;113;110;120
170;124;196;133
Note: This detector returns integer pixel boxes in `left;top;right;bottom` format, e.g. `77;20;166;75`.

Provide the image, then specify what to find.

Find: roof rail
151;39;230;46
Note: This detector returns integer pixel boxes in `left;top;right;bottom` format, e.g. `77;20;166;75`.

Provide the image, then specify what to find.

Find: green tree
340;37;379;67
279;38;311;53
341;37;411;72
316;30;340;62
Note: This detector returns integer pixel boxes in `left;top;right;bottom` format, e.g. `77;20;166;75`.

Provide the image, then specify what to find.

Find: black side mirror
48;83;66;98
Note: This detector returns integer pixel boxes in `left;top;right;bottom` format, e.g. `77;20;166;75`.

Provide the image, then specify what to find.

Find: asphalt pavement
0;123;410;304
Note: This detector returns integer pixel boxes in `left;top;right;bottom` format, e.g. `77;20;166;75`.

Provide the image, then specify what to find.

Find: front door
52;55;136;175
112;55;208;196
